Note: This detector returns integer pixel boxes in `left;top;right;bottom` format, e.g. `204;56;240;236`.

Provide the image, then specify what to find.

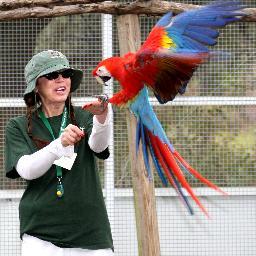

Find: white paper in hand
54;153;77;170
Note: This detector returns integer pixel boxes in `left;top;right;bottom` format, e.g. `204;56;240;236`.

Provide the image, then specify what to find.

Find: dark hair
25;92;77;149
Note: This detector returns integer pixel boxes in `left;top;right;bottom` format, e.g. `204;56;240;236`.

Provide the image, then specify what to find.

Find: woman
5;50;114;256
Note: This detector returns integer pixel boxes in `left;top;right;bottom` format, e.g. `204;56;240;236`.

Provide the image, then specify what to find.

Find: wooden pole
116;14;161;256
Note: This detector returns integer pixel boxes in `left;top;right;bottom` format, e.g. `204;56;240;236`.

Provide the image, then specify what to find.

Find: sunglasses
42;69;74;80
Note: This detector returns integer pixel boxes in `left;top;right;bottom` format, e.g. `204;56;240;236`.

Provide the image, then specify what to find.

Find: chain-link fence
0;0;256;255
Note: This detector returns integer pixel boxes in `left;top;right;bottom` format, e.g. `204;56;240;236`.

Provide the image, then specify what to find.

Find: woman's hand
82;95;109;124
82;94;108;115
61;124;84;147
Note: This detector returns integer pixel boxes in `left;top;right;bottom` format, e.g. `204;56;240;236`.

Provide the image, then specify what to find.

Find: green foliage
152;106;256;187
113;104;256;188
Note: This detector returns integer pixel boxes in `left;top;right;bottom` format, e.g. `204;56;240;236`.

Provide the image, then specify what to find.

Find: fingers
82;94;109;115
61;124;84;147
82;100;109;115
82;102;94;110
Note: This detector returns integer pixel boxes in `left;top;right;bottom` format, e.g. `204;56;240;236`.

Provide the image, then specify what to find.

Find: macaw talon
93;93;109;103
91;93;109;112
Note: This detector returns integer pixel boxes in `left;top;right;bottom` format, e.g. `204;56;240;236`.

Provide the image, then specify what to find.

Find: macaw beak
100;75;111;83
95;75;111;86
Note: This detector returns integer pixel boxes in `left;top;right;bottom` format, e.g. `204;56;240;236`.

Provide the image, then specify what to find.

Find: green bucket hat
24;50;83;98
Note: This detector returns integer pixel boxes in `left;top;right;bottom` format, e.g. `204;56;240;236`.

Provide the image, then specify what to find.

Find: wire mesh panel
1;0;256;255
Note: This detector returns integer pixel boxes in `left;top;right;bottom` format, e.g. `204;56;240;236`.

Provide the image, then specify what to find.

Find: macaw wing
129;50;207;103
131;1;245;103
138;1;245;54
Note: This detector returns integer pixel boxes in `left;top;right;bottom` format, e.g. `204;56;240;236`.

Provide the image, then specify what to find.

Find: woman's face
36;71;71;105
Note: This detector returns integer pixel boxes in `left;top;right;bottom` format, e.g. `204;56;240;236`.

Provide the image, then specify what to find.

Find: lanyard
39;106;68;198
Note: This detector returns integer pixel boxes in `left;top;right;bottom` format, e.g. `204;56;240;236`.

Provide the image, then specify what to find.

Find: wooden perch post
116;15;161;256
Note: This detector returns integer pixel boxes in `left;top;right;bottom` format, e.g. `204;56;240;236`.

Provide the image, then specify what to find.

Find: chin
51;95;68;104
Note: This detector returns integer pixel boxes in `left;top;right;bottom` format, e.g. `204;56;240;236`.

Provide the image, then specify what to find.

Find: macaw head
92;63;111;85
92;57;124;85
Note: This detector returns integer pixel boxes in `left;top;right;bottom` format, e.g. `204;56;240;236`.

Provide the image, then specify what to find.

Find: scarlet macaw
90;1;245;216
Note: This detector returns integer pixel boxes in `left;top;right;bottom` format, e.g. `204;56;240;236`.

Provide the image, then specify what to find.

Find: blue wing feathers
187;26;219;38
184;30;217;46
158;1;245;52
156;12;173;27
175;34;210;52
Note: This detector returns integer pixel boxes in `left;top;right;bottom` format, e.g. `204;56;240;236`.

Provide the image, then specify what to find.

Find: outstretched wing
129;1;245;103
131;51;207;103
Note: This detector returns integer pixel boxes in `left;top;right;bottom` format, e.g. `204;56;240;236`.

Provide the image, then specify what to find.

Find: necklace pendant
57;178;64;198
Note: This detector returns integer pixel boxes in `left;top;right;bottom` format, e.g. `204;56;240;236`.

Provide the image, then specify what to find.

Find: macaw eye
96;66;109;77
97;68;103;75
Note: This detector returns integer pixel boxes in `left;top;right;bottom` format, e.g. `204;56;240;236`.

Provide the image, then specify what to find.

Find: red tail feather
148;132;180;189
152;134;210;217
148;131;194;213
173;151;228;196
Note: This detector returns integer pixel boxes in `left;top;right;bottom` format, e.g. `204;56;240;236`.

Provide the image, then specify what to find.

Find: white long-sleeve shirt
16;105;112;180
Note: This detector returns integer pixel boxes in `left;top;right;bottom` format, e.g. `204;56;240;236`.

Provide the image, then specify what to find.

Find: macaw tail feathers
173;150;228;196
136;118;226;217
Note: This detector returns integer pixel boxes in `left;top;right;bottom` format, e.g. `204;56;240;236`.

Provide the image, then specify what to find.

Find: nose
56;74;65;80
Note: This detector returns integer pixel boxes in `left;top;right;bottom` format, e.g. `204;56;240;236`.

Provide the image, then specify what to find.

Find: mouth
55;86;66;93
95;75;111;86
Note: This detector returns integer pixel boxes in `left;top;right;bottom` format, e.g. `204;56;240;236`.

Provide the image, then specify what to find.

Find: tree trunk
116;14;161;256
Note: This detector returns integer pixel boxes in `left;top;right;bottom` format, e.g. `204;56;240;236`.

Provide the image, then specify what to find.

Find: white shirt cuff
88;104;112;153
